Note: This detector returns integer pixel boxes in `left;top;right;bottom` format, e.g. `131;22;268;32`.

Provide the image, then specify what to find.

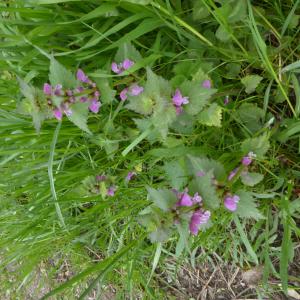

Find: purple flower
107;186;116;197
54;84;62;96
122;59;134;70
129;84;144;96
53;108;63;121
202;79;211;89
77;69;89;83
189;210;211;235
76;86;84;93
111;62;121;74
43;83;52;95
96;175;106;182
177;192;193;207
111;59;134;74
192;192;202;204
228;168;238;181
175;106;183;115
126;171;136;182
224;195;240;212
196;171;205;177
61;103;72;116
224;96;229;105
242;152;256;166
120;88;128;101
172;89;189;107
89;99;101;113
80;96;88;103
94;90;100;98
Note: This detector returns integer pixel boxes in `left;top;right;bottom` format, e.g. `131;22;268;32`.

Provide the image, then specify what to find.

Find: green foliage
241;172;264;187
235;190;264;220
198;103;222;127
49;57;77;89
241;75;263;94
180;80;217;116
18;78;49;132
235;103;265;133
67;102;91;134
241;133;270;158
0;0;299;298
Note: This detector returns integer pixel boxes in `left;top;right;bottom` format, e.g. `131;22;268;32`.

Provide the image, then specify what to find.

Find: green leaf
164;160;187;190
198;103;222;127
126;93;154;115
241;133;270;158
189;170;220;209
241;75;263;94
146;187;178;211
126;68;171;116
149;227;172;243
175;223;190;257
186;155;226;181
235;190;264;220
121;0;151;4
170;112;194;134
67;102;91;134
49;57;77;89
115;42;142;62
192;1;210;20
235;103;264;133
94;78;116;104
216;25;231;42
228;0;247;23
180;80;217;115
18;78;48;132
151;105;176;139
241;172;264;187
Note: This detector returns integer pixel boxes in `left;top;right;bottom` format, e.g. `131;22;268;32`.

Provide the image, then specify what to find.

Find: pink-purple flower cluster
224;195;240;211
120;84;144;101
173;189;210;236
224;151;256;211
43;69;101;121
111;59;134;74
172;89;189;115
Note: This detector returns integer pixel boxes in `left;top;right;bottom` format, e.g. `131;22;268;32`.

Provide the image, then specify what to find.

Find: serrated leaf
189;170;220;209
126;93;154;115
49;57;77;89
180;80;217;115
241;133;270;158
146;187;178;211
126;68;171;116
149;227;172;243
18;78;48;132
235;190;264;220
236;103;264;133
198;103;222;127
241;172;264;187
187;155;226;181
241;75;263;94
115;42;142;62
170;112;194;134
67;102;91;134
151;105;176;139
164;160;187;190
94;78;116;104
